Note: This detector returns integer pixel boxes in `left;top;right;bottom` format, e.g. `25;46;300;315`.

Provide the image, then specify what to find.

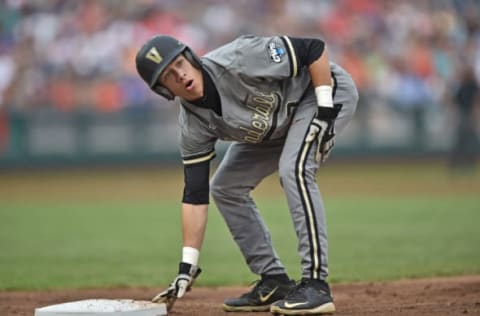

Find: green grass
0;162;479;290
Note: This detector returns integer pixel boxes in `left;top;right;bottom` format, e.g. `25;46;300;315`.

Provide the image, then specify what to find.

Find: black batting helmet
135;35;201;100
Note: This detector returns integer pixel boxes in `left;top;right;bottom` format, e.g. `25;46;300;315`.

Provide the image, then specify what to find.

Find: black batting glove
306;104;342;163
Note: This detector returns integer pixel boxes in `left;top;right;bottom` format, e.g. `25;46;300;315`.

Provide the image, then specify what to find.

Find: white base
34;299;167;316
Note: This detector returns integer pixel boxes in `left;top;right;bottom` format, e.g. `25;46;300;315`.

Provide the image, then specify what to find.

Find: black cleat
223;278;295;312
270;278;335;315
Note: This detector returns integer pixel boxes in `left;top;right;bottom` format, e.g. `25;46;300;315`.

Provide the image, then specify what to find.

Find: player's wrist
182;246;200;266
315;85;333;108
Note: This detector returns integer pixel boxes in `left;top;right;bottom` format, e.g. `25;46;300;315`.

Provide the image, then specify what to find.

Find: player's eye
163;71;172;82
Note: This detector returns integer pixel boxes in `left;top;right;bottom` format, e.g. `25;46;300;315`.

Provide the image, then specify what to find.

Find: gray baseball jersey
179;35;339;164
178;35;358;280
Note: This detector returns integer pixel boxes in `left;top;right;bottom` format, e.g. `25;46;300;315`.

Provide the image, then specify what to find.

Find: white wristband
182;247;200;266
315;85;333;108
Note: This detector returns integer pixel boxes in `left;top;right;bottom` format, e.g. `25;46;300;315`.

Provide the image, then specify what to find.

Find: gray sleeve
178;106;217;165
206;35;300;80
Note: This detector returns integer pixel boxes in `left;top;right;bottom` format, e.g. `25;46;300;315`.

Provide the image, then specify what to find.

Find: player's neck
190;67;222;116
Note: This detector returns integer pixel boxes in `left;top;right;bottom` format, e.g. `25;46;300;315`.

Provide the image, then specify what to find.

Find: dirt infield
1;275;479;316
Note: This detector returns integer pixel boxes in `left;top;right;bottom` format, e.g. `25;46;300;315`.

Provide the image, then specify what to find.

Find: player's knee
278;160;296;185
279;158;318;191
211;174;252;202
209;175;224;200
210;174;234;201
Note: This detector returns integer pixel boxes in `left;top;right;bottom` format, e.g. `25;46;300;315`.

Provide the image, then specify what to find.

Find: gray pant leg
212;67;357;280
279;70;358;280
210;141;287;276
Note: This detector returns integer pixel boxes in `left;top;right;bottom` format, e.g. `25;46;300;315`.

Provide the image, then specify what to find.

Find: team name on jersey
240;90;278;143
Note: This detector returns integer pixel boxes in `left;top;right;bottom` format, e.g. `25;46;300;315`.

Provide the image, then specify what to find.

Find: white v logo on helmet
146;47;163;64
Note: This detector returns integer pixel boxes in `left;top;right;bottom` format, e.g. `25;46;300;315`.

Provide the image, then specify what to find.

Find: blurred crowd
0;0;479;114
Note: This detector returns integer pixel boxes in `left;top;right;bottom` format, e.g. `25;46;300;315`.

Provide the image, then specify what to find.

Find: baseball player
135;34;358;315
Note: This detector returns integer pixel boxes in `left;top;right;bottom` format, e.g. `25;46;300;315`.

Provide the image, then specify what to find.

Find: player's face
159;54;203;101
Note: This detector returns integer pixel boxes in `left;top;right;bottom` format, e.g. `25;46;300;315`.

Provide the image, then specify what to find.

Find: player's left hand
152;262;202;311
306;104;342;163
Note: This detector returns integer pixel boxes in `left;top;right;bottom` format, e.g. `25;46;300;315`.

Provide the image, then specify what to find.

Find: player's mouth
185;80;194;91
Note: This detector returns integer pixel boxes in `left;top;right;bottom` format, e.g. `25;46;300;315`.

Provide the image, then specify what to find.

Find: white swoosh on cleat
283;301;309;308
259;286;278;303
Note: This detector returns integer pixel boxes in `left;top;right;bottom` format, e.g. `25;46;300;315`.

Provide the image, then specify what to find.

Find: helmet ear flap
152;84;175;100
184;48;202;69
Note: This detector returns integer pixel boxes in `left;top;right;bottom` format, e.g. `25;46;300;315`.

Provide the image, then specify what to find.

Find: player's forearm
181;203;208;250
308;45;331;87
308;46;333;108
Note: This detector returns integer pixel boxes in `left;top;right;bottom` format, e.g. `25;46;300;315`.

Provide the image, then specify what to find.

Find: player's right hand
306;104;342;163
151;262;202;311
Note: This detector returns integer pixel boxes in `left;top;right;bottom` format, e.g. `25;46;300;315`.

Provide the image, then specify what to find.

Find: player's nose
178;71;187;83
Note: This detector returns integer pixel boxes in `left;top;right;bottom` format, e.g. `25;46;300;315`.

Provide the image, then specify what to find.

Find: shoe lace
285;279;329;300
284;279;307;299
240;280;265;298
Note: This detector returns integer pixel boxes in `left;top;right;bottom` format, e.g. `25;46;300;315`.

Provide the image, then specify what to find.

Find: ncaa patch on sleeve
267;40;285;63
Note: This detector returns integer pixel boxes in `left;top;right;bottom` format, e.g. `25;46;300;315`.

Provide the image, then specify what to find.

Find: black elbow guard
182;160;210;204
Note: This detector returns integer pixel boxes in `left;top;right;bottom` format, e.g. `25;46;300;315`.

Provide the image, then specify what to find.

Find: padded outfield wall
0;104;474;168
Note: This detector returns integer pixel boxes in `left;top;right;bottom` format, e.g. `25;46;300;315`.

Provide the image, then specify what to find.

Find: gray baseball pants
210;69;358;280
